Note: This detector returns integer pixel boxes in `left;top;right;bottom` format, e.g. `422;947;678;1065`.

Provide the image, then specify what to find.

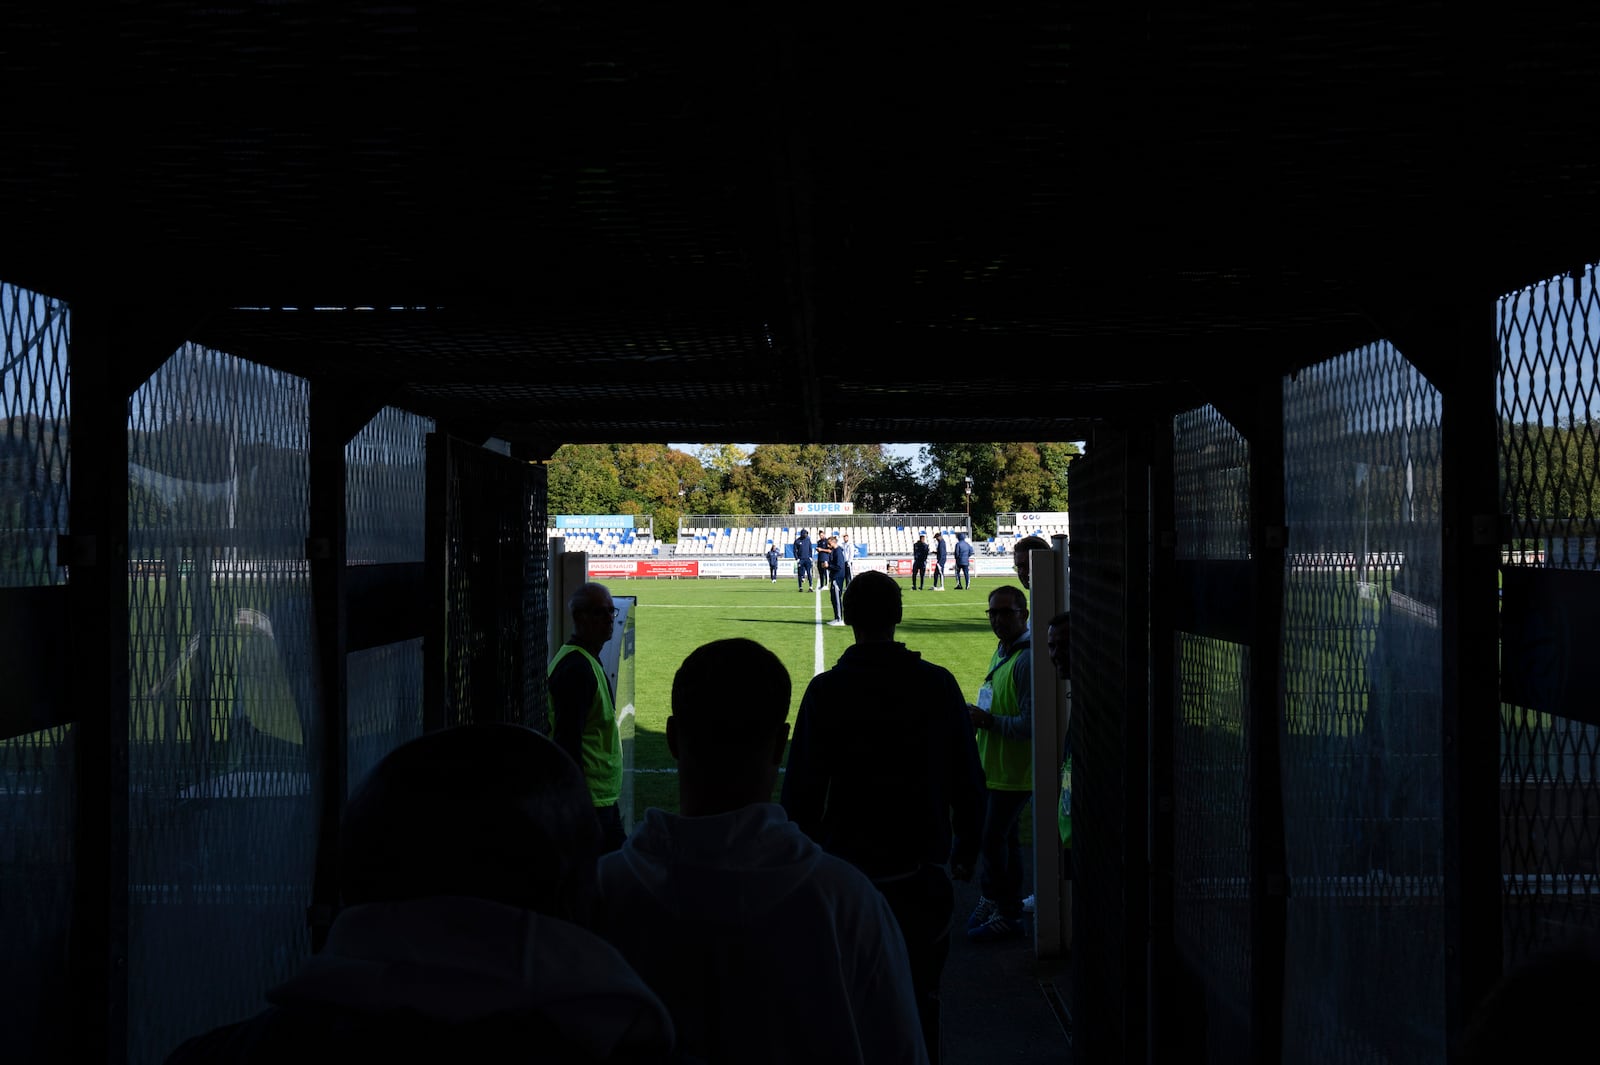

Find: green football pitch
604;575;1018;816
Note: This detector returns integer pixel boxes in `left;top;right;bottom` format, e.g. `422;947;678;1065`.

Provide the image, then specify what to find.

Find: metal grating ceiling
1;2;1598;448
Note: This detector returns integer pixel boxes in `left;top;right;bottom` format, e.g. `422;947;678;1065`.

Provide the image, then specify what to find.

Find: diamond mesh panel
346;407;431;793
1280;342;1445;1063
1172;406;1253;1060
1175;406;1251;562
1497;266;1600;966
0;282;69;584
0;280;73;1062
439;439;546;729
126;345;318;1064
1068;433;1130;1063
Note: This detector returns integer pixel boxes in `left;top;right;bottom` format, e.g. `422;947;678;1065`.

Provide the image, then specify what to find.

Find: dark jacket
912;540;929;564
781;642;985;877
793;534;813;562
164;897;684;1065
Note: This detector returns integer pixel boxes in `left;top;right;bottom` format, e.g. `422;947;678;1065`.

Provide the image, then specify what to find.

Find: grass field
607;575;1016;815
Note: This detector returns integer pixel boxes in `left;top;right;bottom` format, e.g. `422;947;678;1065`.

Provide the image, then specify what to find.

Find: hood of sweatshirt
266;895;675;1059
611;802;824;925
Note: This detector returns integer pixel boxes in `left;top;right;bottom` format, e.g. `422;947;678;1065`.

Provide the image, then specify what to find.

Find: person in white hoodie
597;638;929;1065
165;723;683;1065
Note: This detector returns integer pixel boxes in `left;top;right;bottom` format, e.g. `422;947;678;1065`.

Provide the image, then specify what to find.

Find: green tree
747;443;828;513
818;444;887;502
547;444;627;516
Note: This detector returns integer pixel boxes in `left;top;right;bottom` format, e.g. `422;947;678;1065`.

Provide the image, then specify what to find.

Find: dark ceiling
3;3;1599;451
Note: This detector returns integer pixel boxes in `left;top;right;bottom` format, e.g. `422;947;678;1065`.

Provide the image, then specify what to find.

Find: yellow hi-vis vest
976;642;1032;791
547;644;622;807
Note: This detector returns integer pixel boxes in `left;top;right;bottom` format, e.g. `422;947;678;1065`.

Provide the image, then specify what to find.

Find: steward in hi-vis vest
548;642;621;806
548;581;627;852
963;584;1036;941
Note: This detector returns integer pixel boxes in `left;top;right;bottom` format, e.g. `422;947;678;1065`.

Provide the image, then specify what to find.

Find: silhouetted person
1011;534;1049;592
597;638;928;1065
1459;937;1600;1064
549;582;628;852
165;724;679;1065
783;571;985;1063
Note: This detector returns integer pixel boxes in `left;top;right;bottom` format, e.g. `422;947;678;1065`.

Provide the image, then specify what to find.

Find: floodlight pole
964;474;973;528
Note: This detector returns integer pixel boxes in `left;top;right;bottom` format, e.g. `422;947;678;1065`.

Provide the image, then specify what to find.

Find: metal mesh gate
346;406;431;792
427;434;549;731
1279;342;1445;1062
1172;406;1254;1060
126;344;319;1063
1497;266;1600;967
0;280;73;1063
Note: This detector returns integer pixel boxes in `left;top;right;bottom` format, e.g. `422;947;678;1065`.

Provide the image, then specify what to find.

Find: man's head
841;569;902;638
957;531;966;541
986;585;1030;644
1046;611;1071;681
566;582;615;654
340;724;599;924
918;533;927;542
1012;535;1050;590
668;638;792;814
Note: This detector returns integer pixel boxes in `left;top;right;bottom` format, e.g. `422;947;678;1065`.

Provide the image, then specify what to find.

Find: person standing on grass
794;528;814;592
953;531;974;590
964;584;1034;942
782;571;985;1064
932;531;948;590
766;541;780;582
548;582;627;854
911;532;930;590
597;638;928;1065
826;536;849;626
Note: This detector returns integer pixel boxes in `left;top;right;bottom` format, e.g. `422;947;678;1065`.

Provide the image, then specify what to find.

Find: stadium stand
676;513;971;555
549;518;658;555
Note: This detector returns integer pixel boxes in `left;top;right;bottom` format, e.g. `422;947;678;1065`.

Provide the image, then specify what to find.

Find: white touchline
814;582;825;676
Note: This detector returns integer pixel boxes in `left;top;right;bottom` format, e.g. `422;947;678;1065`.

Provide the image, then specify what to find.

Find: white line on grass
814;583;824;676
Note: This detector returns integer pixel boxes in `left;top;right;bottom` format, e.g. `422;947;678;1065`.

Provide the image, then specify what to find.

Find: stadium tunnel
3;4;1600;1062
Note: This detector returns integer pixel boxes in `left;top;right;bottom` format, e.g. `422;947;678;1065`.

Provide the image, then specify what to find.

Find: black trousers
874;864;956;1065
595;803;627;855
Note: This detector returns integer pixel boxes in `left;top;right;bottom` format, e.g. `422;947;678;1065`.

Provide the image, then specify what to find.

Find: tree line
546;441;1082;542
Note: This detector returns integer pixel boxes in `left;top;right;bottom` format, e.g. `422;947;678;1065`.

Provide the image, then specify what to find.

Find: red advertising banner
586;559;638;577
636;559;700;578
889;558;912;575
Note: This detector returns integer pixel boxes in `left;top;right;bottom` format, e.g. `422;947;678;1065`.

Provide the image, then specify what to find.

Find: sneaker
968;912;1026;943
1022;894;1036;914
827;618;846;626
966;896;999;931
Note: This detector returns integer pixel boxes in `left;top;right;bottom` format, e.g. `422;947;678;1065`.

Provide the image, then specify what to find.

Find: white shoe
827;618;846;626
1022;894;1036;914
